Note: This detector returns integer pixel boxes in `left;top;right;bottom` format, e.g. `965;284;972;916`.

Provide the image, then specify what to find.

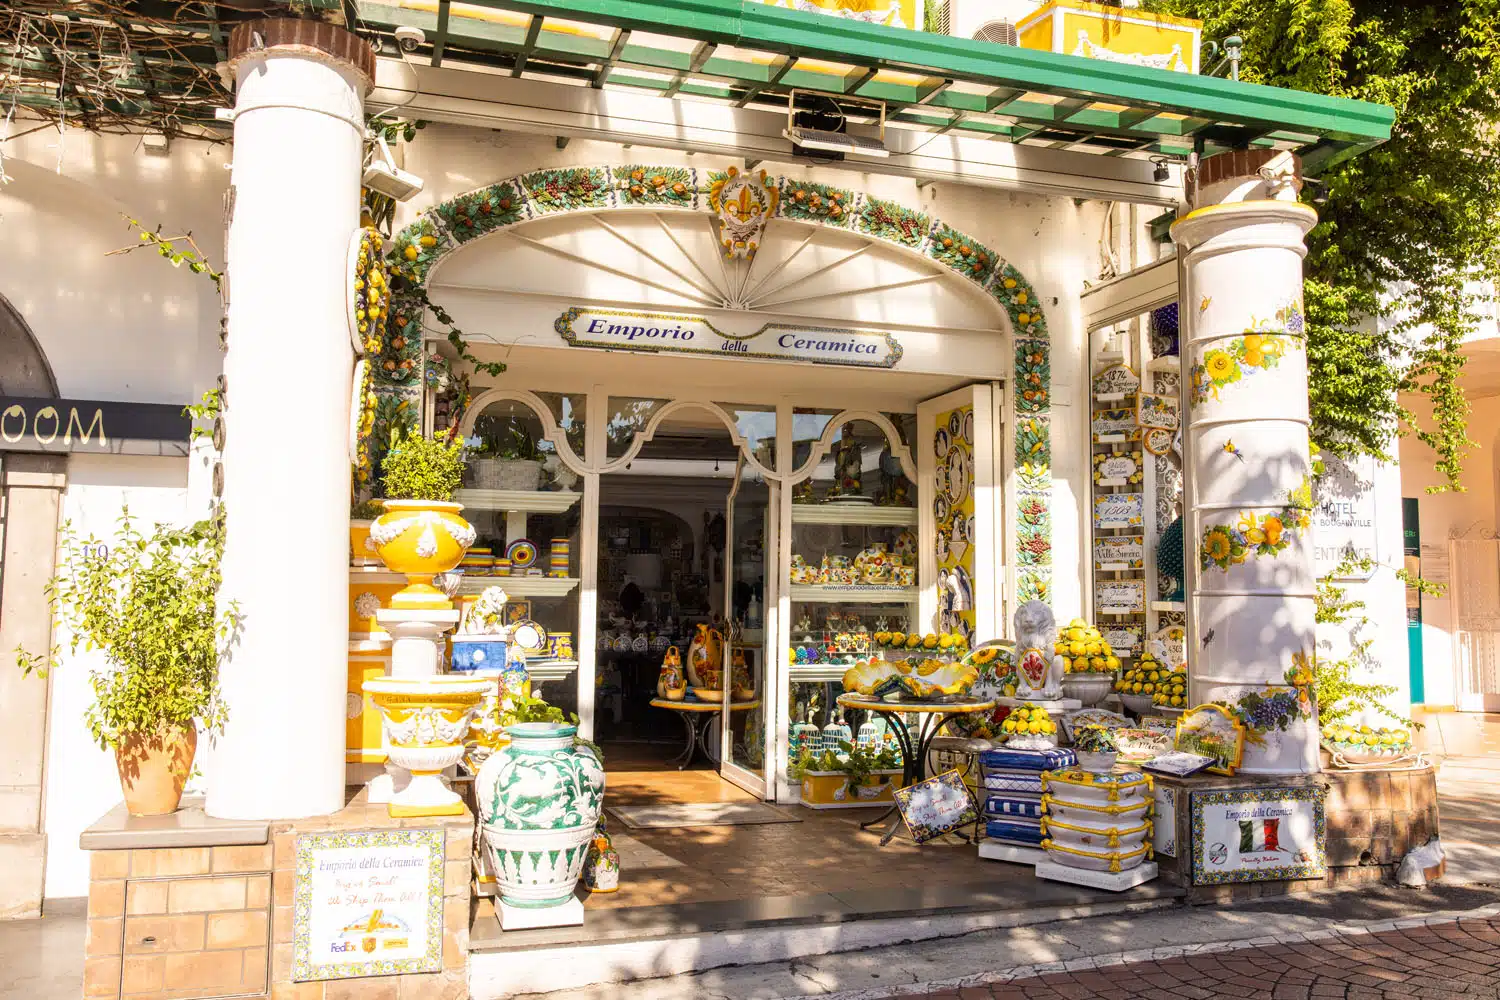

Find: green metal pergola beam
376;0;1391;170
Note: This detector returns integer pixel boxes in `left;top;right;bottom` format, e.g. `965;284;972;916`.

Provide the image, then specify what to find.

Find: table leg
669;711;699;769
862;710;977;846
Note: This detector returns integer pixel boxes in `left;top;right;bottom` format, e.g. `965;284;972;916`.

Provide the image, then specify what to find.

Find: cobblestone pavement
887;916;1500;1000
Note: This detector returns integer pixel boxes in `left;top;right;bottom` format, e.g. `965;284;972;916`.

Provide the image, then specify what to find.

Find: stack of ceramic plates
977;746;1076;848
1040;769;1153;873
548;537;570;579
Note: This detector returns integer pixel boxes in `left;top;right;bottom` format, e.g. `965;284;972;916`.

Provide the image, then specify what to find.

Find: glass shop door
719;456;774;797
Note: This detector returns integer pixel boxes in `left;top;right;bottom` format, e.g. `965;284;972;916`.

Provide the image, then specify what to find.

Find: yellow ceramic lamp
369;499;476;610
363;675;490;817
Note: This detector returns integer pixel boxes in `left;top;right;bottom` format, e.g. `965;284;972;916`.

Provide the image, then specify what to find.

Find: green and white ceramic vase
476;722;606;909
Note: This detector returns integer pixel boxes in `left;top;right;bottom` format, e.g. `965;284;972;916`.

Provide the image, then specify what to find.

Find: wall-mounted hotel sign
0;395;191;455
555;307;903;369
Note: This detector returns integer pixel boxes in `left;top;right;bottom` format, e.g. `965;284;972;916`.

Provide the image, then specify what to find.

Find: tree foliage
1147;0;1500;491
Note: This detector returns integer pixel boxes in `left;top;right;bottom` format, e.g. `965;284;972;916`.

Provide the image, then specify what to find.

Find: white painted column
207;21;372;819
1174;150;1321;774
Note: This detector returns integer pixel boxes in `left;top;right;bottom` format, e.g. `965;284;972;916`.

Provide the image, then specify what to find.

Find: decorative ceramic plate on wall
511;619;548;653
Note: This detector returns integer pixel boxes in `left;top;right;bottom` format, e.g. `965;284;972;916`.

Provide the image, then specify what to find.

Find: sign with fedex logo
291;829;443;981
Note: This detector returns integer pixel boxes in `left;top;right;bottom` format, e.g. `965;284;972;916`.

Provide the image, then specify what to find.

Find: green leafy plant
16;509;240;751
1145;0;1499;493
1313;553;1421;729
471;411;544;461
351;499;385;520
379;428;466;502
503;693;600;760
1073;724;1118;754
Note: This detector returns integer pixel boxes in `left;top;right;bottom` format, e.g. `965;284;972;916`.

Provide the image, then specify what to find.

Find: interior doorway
594;404;772;802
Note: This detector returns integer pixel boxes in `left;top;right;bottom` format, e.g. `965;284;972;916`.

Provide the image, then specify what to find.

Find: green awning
358;0;1393;171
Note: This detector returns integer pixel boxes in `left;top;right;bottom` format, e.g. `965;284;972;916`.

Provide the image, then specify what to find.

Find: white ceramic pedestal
379;609;461;678
978;842;1045;865
499;896;584;930
1035;860;1158;891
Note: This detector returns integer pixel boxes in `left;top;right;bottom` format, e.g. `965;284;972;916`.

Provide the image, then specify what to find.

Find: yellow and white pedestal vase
365;606;465;809
1173;150;1321;775
369;499;476;610
363;676;489;817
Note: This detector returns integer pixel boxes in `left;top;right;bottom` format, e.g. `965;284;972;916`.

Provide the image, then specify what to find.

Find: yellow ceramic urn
364;675;490;817
369;499;476;609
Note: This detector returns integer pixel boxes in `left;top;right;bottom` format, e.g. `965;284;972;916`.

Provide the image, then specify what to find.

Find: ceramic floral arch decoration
381;164;1056;605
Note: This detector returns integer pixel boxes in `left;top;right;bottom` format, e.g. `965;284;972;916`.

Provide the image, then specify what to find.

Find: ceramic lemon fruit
1001;703;1057;749
1055;619;1117;707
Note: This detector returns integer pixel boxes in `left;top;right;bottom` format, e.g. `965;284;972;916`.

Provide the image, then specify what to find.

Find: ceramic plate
825;494;875;505
948;412;962;439
507;538;539;569
946;447;970;505
347;359;366;466
934;495;950;524
511;619;547;652
963;409;974;445
934;427;950;457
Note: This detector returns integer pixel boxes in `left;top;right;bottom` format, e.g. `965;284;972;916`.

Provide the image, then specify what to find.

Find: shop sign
1095;579;1145;614
1190;787;1326;884
292;829;444;981
1312;453;1378;580
1093;493;1144;530
0;395;189;454
555;307;902;369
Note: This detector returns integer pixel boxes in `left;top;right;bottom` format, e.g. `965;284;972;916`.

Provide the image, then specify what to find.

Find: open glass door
916;385;1004;643
720;456;772;796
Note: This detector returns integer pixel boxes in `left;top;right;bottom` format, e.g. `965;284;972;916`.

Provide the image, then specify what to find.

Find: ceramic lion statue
1012;600;1065;700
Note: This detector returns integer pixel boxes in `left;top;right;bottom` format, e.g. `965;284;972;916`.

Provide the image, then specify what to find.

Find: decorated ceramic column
1173;150;1320;774
208;21;373;819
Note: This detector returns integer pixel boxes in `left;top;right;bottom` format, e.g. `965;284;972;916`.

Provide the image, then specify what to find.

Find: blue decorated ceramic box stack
978;746;1076;850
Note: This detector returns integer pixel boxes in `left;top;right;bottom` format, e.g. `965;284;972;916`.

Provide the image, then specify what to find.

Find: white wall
41;455;190;899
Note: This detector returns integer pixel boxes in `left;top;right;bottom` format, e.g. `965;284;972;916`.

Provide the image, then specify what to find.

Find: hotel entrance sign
555;307;902;369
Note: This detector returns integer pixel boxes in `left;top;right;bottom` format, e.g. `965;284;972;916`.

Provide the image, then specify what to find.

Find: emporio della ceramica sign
554;307;903;368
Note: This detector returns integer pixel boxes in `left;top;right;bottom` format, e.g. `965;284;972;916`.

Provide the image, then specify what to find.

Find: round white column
1174;151;1321;775
207;21;373;819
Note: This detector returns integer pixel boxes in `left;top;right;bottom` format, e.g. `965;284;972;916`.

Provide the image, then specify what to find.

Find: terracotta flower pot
115;725;197;816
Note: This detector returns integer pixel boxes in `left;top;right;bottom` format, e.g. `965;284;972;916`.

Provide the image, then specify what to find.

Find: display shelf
453;488;581;514
790;584;919;604
1146;356;1181;373
790;664;854;683
790;504;918;527
1150;600;1186;613
519;659;579;683
457;575;580;598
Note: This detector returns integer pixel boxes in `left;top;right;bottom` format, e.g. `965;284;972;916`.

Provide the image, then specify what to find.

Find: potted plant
370;428;475;609
17;511;238;816
796;742;905;808
349;497;385;567
1073;724;1119;773
474;695;605;922
468;411;544;491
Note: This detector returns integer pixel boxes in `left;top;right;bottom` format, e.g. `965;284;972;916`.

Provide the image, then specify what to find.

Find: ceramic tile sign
292;829;444;981
1312;453;1378;580
1091;408;1141;443
1092;451;1142;486
1137;392;1180;431
1095;579;1145;614
1095;534;1144;570
1151;624;1187;671
1190;787;1326;884
892;768;979;844
1094;493;1144;531
1102;624;1143;655
1091;363;1140;399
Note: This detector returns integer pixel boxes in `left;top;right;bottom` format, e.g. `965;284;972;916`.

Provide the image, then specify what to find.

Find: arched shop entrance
409;166;1042;803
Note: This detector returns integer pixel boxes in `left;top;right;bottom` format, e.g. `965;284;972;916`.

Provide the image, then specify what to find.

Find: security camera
394;26;425;53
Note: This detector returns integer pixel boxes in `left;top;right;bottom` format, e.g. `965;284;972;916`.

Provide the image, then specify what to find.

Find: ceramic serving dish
1041;794;1151;826
979;747;1077;772
1060;709;1132;742
985;819;1044;845
1041;839;1151;873
899;658;979;699
692;688;724;702
1041;768;1151;805
980;773;1044;796
841;659;910;697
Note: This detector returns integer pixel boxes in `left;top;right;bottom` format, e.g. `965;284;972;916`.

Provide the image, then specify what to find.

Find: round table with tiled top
835;693;997;846
650;698;762;770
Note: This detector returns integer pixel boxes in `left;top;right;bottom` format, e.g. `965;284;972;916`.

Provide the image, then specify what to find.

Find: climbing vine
1148;0;1500;493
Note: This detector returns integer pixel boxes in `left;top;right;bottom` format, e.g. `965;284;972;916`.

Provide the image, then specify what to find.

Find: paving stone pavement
883;915;1500;1000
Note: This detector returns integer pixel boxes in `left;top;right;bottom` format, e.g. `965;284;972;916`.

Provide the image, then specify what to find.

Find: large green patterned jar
476;722;605;909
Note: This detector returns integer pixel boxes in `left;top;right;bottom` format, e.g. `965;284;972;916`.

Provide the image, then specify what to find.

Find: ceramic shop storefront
355;150;1058;802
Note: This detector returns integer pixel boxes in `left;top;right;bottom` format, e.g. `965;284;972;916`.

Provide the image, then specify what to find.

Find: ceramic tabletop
835;693;995;715
650;698;762;713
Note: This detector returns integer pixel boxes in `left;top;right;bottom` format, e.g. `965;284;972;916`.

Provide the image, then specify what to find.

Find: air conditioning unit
939;0;1040;41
